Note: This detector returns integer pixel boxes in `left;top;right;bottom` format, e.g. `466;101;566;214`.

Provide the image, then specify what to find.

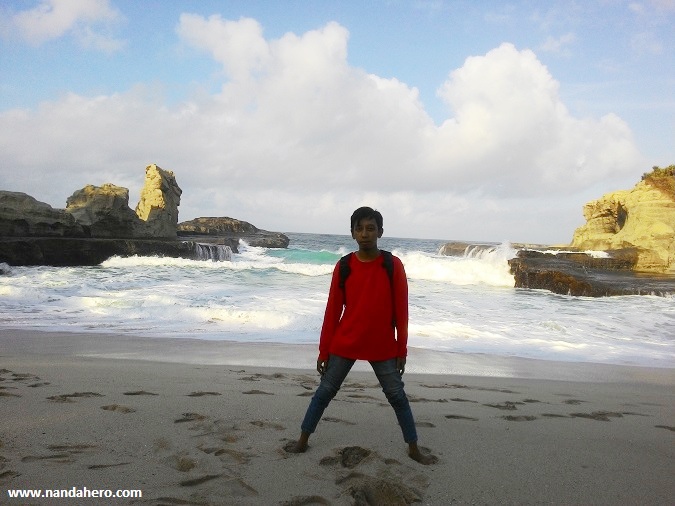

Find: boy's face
351;217;383;251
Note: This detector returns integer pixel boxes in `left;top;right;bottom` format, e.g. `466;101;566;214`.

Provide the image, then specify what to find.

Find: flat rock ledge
438;241;675;296
177;217;290;249
0;237;239;267
508;250;675;297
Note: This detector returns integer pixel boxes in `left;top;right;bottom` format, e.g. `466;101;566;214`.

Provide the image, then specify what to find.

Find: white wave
524;248;610;259
399;250;515;287
101;255;225;268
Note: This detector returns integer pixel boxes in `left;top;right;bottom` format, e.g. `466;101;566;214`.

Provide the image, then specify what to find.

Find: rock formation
571;166;675;273
508;249;675;297
63;164;182;239
0;237;235;267
1;164;289;266
135;164;182;238
0;191;85;237
178;217;290;248
65;184;145;238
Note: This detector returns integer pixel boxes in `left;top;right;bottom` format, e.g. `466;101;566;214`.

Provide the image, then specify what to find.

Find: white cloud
0;19;645;243
7;0;124;52
435;43;640;195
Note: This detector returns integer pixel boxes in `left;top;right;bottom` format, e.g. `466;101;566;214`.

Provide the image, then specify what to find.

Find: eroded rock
0;191;84;237
571;166;675;273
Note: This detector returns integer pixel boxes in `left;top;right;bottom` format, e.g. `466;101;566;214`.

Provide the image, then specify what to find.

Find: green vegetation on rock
642;165;674;198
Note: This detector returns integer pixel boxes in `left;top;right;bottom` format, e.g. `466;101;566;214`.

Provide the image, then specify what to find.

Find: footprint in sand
0;470;21;482
322;416;356;425
242;389;274;395
187;391;222;397
101;404;136;414
338;472;423;504
200;445;252;465
11;372;41;382
167;453;198;472
347;394;380;401
421;383;518;394
239;372;287;382
570;411;623;422
445;414;479;421
88;462;131;469
280;495;331;506
174;412;209;423
22;444;97;464
655;425;675;432
21;454;74;464
483;401;525;411
28;382;50;387
318;446;371;468
180;474;221;487
123;390;158;396
408;395;448;403
250;420;285;430
47;392;104;403
502;415;538;422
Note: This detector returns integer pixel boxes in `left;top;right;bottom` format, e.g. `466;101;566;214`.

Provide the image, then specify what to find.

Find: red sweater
318;252;409;361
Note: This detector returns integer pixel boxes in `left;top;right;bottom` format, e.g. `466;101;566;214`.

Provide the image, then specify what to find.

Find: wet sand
1;330;673;505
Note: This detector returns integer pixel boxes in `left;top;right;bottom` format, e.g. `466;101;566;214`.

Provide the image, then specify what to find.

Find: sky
0;0;673;244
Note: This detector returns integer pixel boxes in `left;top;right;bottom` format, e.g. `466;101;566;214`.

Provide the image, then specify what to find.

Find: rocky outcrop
508;250;675;297
0;237;235;267
64;164;182;239
135;164;182;238
65;184;145;238
178;217;290;248
0;191;85;237
571;166;675;273
1;164;291;265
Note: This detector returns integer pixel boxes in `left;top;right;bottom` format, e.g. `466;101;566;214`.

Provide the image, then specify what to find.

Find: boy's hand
396;357;406;375
317;358;328;376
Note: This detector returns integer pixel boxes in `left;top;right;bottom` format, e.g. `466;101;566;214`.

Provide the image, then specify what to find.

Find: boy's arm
393;257;409;358
318;263;345;361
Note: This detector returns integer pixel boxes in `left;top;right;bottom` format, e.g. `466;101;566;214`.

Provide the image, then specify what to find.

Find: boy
286;206;436;465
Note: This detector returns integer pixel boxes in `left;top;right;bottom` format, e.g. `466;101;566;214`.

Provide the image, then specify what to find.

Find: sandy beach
1;330;673;505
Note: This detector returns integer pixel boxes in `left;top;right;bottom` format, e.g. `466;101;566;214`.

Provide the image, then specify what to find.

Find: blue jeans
300;355;418;444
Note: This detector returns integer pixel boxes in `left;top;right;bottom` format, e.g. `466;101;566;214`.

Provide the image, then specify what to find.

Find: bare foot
283;440;308;453
408;443;438;465
284;432;310;454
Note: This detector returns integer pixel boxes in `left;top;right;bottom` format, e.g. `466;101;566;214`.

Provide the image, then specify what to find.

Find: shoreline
1;328;674;385
1;329;673;504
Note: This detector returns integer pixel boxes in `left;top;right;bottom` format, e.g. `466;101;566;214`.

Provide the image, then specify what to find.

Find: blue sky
0;0;673;243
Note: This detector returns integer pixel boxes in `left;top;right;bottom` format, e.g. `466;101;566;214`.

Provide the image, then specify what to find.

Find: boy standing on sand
286;206;437;465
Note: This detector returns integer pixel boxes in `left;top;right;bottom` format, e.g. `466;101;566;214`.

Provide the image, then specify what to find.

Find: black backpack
338;250;396;327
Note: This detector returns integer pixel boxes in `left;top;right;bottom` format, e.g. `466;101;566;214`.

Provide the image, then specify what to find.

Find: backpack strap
380;250;397;327
338;250;397;328
338;253;352;290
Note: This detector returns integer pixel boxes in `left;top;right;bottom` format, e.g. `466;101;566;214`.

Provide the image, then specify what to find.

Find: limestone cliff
135;164;182;238
571;166;675;273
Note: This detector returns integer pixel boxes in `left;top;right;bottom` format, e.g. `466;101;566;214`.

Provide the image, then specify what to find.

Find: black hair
350;206;383;232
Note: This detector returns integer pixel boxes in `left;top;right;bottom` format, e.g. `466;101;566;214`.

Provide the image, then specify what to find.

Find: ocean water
0;232;673;370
